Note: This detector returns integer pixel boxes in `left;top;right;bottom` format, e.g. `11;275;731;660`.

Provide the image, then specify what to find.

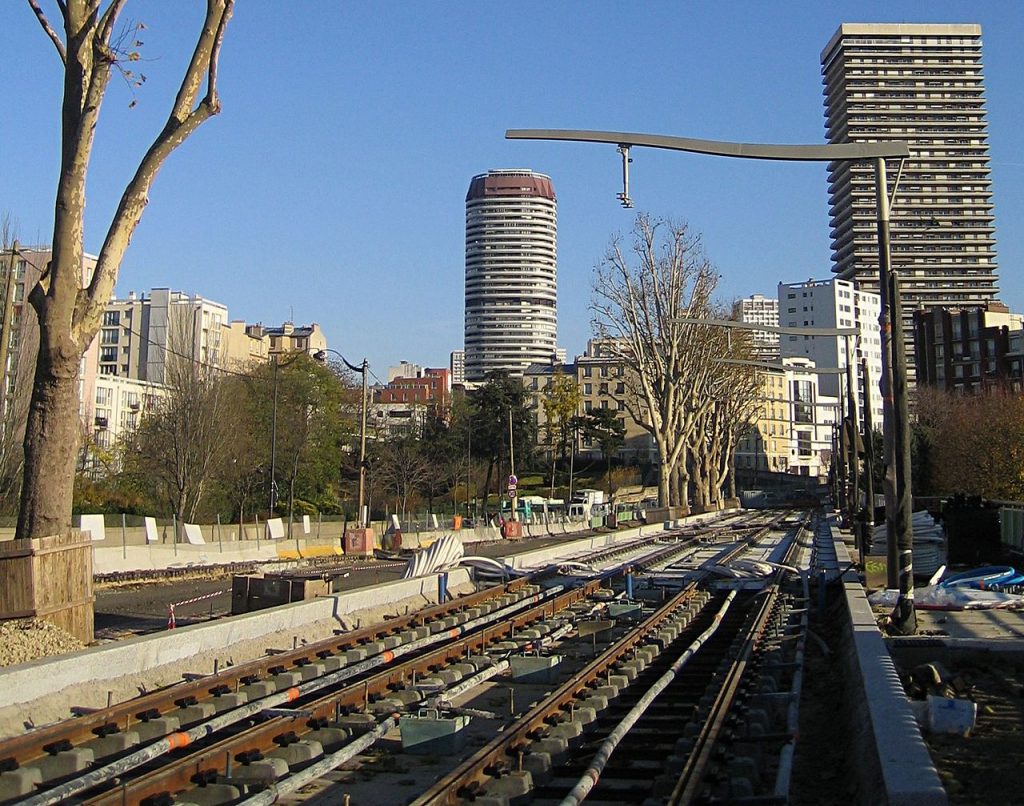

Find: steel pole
874;156;915;632
358;359;368;528
862;358;877;562
875;158;898;590
889;268;916;632
845;335;860;530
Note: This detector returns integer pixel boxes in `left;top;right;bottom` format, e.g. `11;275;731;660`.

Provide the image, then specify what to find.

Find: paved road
92;530;610;638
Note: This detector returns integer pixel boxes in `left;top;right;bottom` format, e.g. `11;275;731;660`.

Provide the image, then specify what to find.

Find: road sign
507;490;516;499
508;474;518;487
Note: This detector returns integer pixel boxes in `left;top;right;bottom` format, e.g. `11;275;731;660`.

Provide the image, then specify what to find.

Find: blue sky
3;2;1022;374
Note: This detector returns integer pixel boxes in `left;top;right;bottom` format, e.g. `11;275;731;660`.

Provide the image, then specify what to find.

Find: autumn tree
17;1;233;539
541;370;581;495
916;386;1024;500
375;433;430;525
683;317;760;510
591;214;720;511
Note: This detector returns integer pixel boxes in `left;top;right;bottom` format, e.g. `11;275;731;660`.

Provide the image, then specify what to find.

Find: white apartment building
388;361;422;382
449;350;465;386
85;374;165;453
784;358;839;479
821;24;998;380
99;288;227;383
464;169;558;380
736;294;780;361
779;278;883;435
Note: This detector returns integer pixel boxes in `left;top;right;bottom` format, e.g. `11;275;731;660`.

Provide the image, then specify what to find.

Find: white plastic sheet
868;585;1024;611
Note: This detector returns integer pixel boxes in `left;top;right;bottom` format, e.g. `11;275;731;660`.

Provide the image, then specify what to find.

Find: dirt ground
898;656;1024;805
790;594;858;806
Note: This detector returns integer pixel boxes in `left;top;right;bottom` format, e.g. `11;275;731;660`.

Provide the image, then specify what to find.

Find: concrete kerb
0;569;472;715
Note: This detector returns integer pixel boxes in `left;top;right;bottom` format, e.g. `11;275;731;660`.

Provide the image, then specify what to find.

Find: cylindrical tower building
464;169;557;381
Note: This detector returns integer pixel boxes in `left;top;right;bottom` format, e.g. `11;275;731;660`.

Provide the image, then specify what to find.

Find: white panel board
144;516;160;543
80;513;106;542
183;523;206;545
265;517;285;540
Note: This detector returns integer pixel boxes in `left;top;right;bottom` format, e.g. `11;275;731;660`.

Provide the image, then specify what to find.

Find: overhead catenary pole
874;157;915;633
861;358;876;562
269;356;279;513
845;334;860;528
508;128;915;633
357;358;368;528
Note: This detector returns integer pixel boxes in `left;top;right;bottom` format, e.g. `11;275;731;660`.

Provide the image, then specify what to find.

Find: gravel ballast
0;619;85;668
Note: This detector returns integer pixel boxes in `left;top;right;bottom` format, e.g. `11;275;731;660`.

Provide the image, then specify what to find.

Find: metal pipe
238;714;400;806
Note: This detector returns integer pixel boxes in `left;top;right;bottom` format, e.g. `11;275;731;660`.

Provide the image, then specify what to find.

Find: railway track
0;508;807;805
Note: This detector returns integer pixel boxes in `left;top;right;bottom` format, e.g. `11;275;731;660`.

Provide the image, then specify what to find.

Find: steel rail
30;581;591;806
559;589;741;806
667;513;810;803
410;583;704;806
670;584;782;803
412;513;802;805
0;576;535;769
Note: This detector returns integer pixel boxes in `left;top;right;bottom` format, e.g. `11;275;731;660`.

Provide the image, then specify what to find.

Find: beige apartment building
523;341;656;465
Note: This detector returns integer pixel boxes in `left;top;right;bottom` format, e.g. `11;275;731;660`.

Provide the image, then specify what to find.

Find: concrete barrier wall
0;569;472;711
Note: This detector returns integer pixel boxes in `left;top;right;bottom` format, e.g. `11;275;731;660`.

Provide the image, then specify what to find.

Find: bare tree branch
76;0;234;337
27;0;67;63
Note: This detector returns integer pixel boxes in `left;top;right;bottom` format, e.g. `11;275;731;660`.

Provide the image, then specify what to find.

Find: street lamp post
314;349;369;528
509;128;915;633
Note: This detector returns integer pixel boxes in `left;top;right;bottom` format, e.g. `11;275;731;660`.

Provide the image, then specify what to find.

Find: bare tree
591;214;720;511
125;306;229;537
686;318;759;510
375;433;430;525
18;1;233;539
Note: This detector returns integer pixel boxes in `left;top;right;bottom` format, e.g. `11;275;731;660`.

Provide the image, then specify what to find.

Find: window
101;329;118;344
583;367;592;378
616;382;625;394
100;347;117;362
103;311;120;327
599;383;608;395
96;387;111;406
583;383;592;395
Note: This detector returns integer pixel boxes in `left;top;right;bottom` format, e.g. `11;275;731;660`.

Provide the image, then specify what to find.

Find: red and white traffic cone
167;604;176;630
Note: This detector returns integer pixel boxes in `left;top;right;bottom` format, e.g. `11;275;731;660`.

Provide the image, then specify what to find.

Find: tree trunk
657;460;671;508
17;334;81;538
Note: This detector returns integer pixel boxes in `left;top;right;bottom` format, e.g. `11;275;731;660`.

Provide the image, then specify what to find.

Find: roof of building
466;170;556;202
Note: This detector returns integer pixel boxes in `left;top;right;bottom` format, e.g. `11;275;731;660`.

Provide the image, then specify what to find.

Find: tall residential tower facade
464;169;557;381
821;24;998;377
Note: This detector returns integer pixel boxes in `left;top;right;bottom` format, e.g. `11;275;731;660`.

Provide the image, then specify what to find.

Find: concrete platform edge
831;523;948;806
0;569;471;711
